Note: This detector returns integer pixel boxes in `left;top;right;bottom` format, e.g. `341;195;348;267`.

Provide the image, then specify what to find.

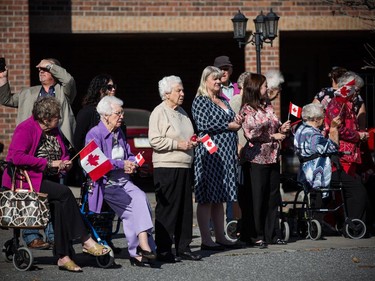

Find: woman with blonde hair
192;66;243;251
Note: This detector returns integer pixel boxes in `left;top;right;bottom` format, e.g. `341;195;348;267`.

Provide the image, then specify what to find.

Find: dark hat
213;56;233;68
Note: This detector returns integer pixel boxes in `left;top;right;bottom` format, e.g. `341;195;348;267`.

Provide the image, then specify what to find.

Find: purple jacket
85;121;135;213
2;116;69;192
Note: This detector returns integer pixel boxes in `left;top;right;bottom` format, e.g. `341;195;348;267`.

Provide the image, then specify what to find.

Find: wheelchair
78;179;121;268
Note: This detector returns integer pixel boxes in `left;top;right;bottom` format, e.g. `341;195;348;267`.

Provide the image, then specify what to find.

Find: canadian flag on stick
79;140;113;181
289;102;302;119
135;152;145;167
201;134;218;154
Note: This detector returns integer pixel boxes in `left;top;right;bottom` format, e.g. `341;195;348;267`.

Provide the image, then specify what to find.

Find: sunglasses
106;84;117;91
38;67;50;72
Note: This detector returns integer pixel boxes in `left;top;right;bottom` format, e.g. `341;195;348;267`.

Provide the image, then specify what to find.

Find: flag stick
70;140;94;162
338;103;345;116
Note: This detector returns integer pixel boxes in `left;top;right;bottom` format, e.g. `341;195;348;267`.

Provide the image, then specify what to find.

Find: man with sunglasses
213;55;241;102
0;58;76;250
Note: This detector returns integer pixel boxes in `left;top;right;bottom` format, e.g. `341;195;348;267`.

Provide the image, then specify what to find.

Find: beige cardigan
148;102;194;168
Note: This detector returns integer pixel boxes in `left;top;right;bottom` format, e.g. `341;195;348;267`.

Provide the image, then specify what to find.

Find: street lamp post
231;9;280;74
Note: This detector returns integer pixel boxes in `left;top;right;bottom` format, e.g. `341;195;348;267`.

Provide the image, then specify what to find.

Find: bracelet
47;159;52;169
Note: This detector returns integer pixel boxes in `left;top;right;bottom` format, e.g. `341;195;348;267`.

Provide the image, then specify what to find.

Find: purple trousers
103;181;155;257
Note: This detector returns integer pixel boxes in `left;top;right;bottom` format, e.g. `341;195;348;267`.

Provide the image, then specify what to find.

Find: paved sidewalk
1;187;374;281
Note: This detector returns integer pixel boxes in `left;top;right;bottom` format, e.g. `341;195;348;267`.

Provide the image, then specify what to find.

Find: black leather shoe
272;239;287;245
130;257;150;267
157;252;182;263
178;251;202;261
137;246;156;260
200;244;225;251
254;241;267;249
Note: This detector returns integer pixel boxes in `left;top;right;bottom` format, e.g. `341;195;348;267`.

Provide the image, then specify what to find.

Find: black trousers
40;180;87;257
331;170;367;221
153;168;193;254
241;162;281;244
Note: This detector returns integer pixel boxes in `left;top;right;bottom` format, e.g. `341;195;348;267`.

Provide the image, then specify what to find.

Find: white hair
337;71;364;89
265;69;284;89
96;95;123;116
302;103;324;121
158;75;183;100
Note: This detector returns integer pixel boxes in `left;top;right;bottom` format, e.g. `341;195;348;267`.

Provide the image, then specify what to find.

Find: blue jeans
22;222;54;245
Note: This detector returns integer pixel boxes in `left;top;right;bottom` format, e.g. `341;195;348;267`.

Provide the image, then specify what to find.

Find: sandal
58;260;83;273
83;243;111;256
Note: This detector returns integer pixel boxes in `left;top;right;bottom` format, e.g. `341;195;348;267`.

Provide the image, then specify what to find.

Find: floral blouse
240;103;281;164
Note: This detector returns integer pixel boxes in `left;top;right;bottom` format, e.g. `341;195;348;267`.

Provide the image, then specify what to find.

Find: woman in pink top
240;73;290;248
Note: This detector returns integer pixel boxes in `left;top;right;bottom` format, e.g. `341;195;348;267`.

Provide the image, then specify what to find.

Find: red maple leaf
207;141;212;148
87;154;100;166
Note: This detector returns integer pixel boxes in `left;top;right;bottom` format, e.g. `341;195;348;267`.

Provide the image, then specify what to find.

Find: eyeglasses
112;110;124;116
106;84;117;91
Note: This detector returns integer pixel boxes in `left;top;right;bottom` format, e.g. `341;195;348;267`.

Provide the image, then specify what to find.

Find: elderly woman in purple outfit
85;95;156;267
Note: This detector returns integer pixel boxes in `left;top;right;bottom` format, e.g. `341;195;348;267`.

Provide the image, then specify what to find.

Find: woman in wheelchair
294;103;367;227
85;95;156;267
1;97;110;272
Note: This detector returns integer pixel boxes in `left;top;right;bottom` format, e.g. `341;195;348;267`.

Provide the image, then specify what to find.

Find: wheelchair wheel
96;245;114;268
2;239;14;262
345;219;366;239
224;220;239;242
13;247;33;271
281;221;290;242
308;219;322;240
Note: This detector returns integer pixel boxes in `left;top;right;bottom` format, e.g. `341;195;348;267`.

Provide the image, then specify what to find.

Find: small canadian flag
289;102;302;118
80;140;113;181
201;134;218;154
135;152;145;167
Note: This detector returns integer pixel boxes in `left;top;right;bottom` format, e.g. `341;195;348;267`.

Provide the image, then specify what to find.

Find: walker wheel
2;239;14;262
308;219;322;240
345;219;366;239
224;220;239;242
13;247;33;271
96;245;114;268
281;221;290;242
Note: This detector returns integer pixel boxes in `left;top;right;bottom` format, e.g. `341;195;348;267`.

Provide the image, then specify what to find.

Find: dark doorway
30;33;245;117
280;30;375;127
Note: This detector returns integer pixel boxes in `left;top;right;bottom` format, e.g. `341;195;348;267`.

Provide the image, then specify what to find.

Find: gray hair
96;95;123;116
158;75;183;100
301;103;324;121
337;71;364;89
196;66;223;97
32;96;61;122
237;72;252;89
264;69;284;89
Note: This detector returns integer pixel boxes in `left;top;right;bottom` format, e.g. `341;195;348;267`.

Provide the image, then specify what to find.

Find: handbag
0;168;50;229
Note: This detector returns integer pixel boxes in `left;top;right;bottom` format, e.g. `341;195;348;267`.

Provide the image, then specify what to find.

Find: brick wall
0;0;29;157
1;0;374;157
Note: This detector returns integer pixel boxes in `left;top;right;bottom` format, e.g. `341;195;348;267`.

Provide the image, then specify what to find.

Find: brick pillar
0;0;30;157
